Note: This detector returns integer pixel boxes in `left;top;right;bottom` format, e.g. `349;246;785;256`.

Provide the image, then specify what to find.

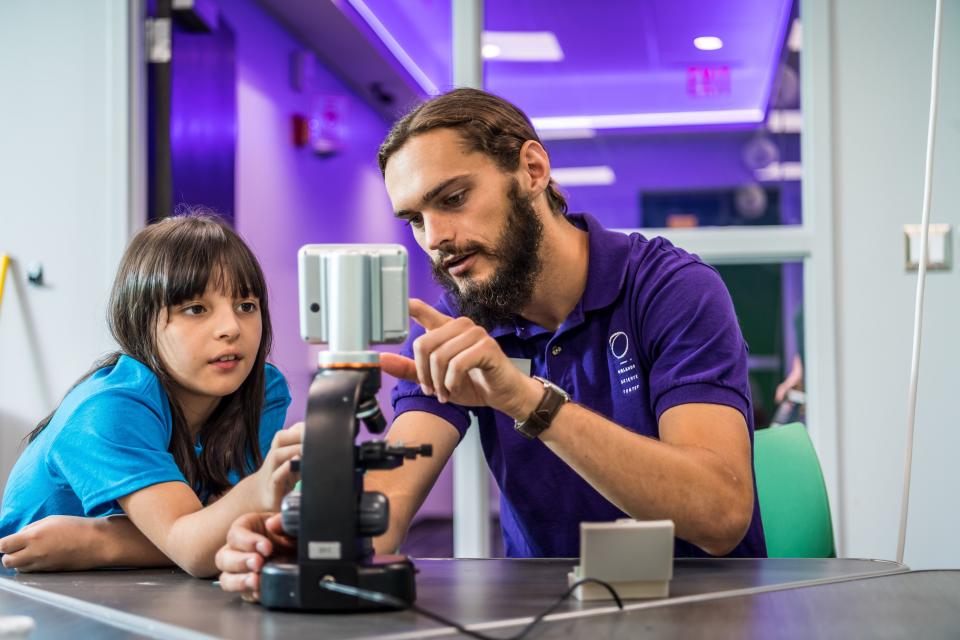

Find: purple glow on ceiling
349;0;793;131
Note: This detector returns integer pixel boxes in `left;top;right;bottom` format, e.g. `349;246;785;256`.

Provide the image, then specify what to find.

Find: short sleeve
390;309;472;440
47;389;187;516
642;263;752;423
258;363;293;457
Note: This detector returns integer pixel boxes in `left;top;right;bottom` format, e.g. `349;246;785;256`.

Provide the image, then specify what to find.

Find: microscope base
260;555;416;612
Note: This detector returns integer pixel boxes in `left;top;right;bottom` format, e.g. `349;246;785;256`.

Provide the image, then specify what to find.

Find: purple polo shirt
391;213;766;558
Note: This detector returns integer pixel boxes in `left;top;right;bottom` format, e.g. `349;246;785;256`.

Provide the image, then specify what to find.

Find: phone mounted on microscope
259;244;432;612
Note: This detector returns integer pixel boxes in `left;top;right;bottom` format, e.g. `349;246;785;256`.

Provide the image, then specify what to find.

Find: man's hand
380;299;541;419
0;516;107;572
215;512;293;603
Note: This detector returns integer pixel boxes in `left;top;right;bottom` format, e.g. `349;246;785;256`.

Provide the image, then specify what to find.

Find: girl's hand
215;512;294;602
0;516;103;572
252;422;303;511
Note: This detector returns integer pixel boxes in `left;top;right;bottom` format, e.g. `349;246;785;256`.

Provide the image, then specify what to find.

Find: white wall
0;1;134;496
826;0;960;567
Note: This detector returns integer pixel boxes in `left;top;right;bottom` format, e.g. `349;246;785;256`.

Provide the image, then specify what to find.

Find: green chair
754;422;836;557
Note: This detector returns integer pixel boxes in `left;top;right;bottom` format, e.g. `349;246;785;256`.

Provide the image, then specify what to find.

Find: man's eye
183;304;205;315
444;191;466;207
405;214;424;229
238;301;258;313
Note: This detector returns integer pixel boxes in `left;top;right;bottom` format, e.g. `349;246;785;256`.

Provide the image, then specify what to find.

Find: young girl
0;213;299;577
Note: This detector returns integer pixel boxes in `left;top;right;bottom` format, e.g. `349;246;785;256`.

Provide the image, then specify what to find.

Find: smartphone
298;244;409;350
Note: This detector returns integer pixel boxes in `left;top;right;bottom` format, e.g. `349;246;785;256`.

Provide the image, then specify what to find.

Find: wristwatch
514;376;571;440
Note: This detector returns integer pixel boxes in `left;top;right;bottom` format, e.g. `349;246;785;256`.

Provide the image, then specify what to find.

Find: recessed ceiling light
481;43;502;59
551;166;616;187
481;31;564;61
693;36;723;51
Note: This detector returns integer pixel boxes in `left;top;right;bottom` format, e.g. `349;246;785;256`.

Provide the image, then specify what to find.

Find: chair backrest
754;422;836;557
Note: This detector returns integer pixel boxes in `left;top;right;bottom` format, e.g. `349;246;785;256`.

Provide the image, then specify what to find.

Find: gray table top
523;570;960;640
0;557;907;640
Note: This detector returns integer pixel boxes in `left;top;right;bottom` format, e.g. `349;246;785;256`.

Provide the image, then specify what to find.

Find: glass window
483;0;802;229
713;261;805;428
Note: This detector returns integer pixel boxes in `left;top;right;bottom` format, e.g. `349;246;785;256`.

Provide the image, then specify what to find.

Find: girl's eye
238;301;258;313
182;304;205;316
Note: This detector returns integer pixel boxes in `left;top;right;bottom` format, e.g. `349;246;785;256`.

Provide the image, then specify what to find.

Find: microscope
260;244;432;611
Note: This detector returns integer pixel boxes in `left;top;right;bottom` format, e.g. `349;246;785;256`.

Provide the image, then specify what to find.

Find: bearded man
216;88;766;597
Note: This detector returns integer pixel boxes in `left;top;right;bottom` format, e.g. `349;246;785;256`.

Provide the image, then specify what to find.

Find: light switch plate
904;224;951;271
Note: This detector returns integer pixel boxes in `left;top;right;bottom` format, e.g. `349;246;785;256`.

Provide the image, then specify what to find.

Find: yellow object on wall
0;254;10;309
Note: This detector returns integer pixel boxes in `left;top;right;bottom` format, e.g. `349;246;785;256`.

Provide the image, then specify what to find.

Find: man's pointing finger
409;298;453;331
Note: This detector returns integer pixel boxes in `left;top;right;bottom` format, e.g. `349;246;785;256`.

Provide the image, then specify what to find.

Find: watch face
536;376;570;401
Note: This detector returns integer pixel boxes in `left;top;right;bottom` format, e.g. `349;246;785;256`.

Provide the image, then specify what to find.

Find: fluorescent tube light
551;166;616;186
531;109;765;130
536;128;597;141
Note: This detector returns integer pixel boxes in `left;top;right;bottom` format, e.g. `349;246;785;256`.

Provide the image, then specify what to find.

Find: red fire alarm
291;113;310;147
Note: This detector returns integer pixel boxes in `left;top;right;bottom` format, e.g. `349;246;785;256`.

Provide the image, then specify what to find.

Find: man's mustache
433;242;492;267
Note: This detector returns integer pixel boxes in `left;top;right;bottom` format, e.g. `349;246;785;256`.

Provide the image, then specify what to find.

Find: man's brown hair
377;88;568;216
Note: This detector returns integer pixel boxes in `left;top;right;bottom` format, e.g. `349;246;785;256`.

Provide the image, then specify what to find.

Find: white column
451;0;491;559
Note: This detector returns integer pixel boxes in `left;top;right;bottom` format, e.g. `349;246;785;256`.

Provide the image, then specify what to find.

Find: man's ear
517;139;551;197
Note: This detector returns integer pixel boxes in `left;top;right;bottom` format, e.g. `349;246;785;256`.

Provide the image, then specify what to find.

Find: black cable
318;577;624;640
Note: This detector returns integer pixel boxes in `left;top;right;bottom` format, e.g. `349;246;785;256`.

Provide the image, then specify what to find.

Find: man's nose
422;213;455;252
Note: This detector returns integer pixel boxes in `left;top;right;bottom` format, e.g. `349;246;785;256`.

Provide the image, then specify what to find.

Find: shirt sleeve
390;304;472;440
47;388;187;517
641;262;753;424
257;363;293;457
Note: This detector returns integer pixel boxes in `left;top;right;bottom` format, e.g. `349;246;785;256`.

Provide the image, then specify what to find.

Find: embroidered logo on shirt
609;331;640;395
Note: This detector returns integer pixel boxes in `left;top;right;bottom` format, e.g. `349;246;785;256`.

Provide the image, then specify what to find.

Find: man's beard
431;180;544;330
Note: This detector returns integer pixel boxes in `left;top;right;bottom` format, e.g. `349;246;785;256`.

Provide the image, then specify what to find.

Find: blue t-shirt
392;213;766;559
0;355;291;537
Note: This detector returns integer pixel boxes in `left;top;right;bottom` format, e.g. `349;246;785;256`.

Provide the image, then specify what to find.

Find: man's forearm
536;402;754;555
367;474;420;555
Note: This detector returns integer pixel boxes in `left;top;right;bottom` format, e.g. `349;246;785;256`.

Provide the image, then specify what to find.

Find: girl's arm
118;423;302;577
0;515;170;571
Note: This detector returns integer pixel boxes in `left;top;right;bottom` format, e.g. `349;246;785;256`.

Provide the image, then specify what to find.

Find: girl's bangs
161;223;266;307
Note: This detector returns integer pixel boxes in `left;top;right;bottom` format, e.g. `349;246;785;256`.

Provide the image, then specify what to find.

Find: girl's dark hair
27;212;273;497
377;87;569;216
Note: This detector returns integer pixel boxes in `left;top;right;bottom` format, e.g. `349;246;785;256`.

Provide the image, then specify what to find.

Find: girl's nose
215;309;241;340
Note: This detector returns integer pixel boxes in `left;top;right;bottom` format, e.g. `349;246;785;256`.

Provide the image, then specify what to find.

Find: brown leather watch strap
514;376;570;440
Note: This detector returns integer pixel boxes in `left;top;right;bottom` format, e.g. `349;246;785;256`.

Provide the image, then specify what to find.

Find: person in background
0;214;298;577
216;89;766;601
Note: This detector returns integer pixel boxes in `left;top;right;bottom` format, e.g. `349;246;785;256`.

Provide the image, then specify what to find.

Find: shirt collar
443;213;633;338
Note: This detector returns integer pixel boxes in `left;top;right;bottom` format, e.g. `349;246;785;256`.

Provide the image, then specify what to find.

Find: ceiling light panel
481;31;564;61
